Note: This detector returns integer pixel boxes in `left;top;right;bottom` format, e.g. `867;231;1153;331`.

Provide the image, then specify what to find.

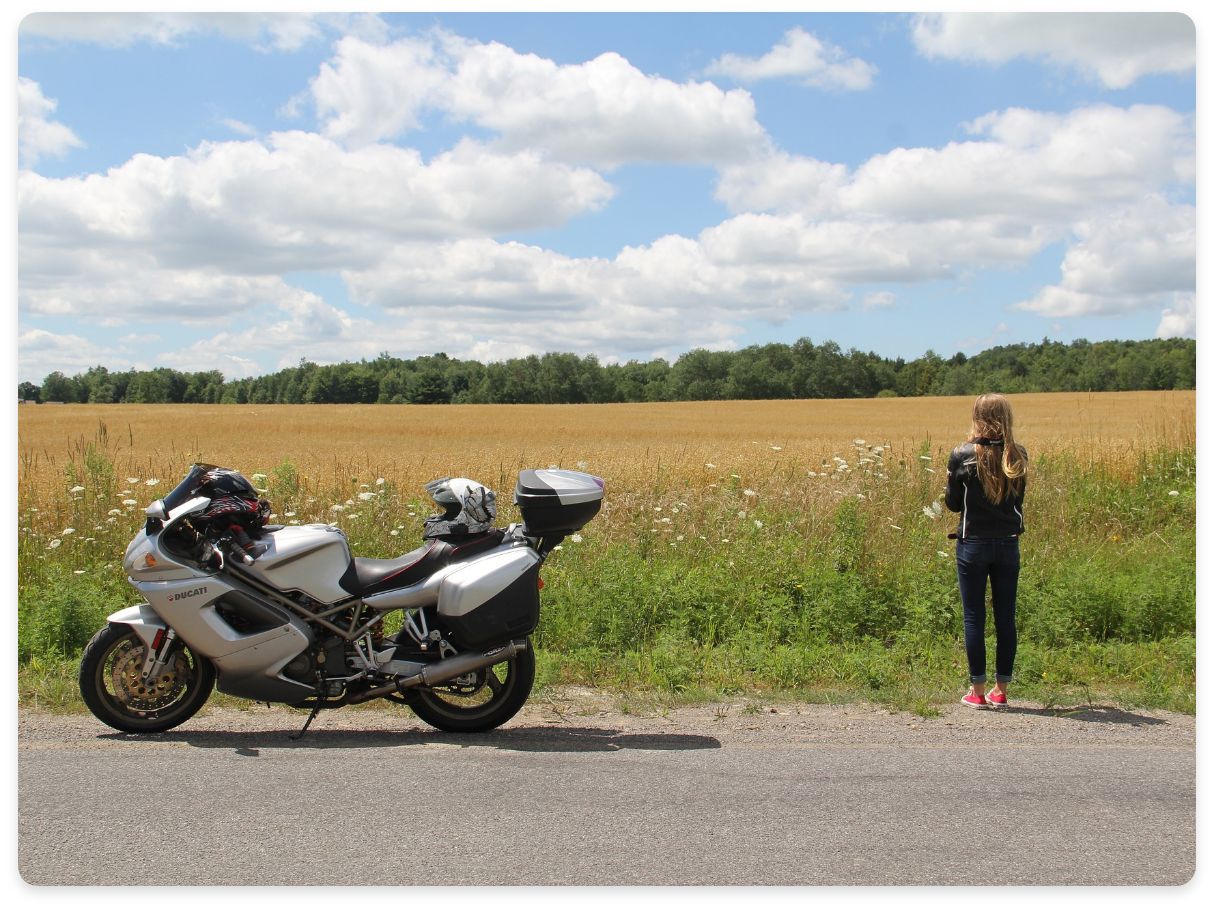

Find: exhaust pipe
348;640;527;704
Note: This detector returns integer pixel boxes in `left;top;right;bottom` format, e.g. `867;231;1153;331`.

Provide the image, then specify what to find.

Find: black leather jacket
944;442;1026;539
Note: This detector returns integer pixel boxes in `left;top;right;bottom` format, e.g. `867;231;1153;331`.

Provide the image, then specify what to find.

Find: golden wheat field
17;391;1194;482
15;391;1193;534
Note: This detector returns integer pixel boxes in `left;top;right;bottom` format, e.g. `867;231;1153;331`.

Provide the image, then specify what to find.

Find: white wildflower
1169;490;1180;497
376;478;386;486
853;438;866;446
654;506;662;512
721;538;730;544
807;471;818;477
754;520;764;529
61;527;75;536
390;529;400;537
873;446;885;454
126;477;140;484
358;492;377;501
738;510;747;519
330;504;345;512
937;550;949;558
659;517;672;524
69;485;85;494
570;533;583;543
932;501;943;516
108;509;122;516
743;488;756;497
347;514;360;520
120;490;132;495
84;537;95;543
345;498;355;506
676;535;684;541
145;478;159;486
122;499;137;507
551;544;562;551
252;473;267;484
922;506;939;520
285;511;296;518
705;463;716;469
48;539;62;549
771;445;782;451
856;494;866;501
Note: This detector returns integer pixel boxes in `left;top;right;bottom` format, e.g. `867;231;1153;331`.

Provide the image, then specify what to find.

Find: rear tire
407;640;535;733
79;623;214;733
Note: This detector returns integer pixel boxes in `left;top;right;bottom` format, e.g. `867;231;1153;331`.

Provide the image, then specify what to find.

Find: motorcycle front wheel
79;622;214;733
407;640;535;733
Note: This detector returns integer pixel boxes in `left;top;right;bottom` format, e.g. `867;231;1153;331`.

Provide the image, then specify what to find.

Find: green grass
17;439;1196;714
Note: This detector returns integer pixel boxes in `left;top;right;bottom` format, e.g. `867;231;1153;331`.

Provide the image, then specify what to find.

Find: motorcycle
78;463;604;737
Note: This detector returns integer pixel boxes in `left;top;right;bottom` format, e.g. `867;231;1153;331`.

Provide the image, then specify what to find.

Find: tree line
19;337;1196;405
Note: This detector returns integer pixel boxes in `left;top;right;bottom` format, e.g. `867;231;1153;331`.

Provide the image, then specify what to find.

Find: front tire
79;623;214;733
407;640;535;733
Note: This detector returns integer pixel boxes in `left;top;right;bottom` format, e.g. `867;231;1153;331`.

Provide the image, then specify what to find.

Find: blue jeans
956;537;1020;684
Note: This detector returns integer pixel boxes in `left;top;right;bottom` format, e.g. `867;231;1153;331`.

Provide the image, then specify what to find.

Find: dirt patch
18;686;1193;751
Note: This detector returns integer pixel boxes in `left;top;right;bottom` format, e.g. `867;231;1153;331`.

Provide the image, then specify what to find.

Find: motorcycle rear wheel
407;640;535;733
79;622;214;733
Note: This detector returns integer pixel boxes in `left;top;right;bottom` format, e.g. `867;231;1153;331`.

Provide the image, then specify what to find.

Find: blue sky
14;10;1198;384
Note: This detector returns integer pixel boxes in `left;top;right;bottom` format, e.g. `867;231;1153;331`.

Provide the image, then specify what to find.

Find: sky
12;8;1200;385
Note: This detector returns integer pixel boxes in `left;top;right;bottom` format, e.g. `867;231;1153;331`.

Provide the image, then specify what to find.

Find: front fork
141;627;179;681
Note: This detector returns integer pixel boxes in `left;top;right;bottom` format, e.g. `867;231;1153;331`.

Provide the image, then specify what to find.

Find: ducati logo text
169;586;208;602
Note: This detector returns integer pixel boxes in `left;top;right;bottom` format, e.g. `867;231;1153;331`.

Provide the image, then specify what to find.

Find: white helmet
423;477;497;538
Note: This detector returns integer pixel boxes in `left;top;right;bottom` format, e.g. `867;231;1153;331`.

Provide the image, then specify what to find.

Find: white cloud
17;77;83;168
312;33;770;166
911;12;1195;89
19;12;386;53
1016;197;1195;318
720;105;1193;224
221;118;258;138
704;27;876;91
1156;293;1195;339
17;131;613;301
862;292;896;311
19;329;124;382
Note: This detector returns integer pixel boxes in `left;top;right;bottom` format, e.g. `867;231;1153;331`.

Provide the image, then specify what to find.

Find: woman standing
945;393;1028;708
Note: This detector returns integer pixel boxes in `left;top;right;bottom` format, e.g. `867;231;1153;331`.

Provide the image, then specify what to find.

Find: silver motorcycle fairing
131;572;316;702
238;523;354;604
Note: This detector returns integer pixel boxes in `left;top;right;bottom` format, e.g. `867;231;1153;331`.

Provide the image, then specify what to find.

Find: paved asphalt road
17;701;1195;886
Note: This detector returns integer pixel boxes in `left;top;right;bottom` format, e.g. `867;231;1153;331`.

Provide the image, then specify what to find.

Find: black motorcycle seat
341;529;506;597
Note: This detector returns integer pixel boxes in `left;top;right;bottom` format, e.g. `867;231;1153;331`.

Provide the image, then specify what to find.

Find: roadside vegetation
17;395;1195;715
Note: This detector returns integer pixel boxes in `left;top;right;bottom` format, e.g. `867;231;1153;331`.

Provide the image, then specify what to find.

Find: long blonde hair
969;393;1027;503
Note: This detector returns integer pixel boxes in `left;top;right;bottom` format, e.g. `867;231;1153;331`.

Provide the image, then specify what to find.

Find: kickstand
290;701;322;740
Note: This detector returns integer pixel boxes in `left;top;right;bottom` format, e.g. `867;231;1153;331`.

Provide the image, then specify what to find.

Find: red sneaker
961;692;987;708
986;689;1008;707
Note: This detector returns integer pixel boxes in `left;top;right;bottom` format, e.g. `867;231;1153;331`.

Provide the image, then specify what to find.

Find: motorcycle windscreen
160;463;219;513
